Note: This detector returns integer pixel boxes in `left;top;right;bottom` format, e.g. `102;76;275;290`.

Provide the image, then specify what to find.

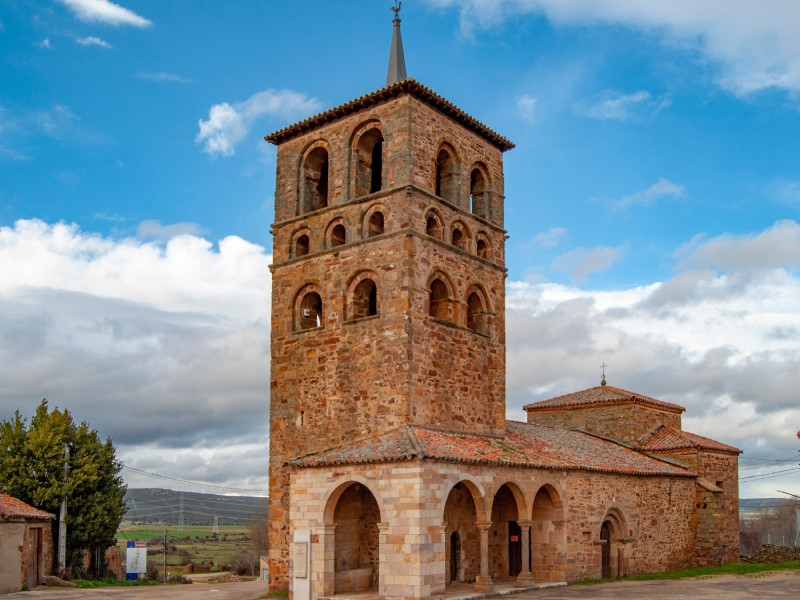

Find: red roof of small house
265;78;515;151
0;493;55;521
523;385;685;414
636;425;741;454
290;421;695;478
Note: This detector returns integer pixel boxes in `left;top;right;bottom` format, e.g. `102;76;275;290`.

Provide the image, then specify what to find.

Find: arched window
331;223;346;247
451;221;470;251
476;238;487;259
429;278;450;321
467;291;488;335
302;146;329;214
425;210;443;239
368;212;384;237
435;147;458;205
351;279;377;319
294;234;310;257
297;291;323;330
470;167;489;218
354;127;384;197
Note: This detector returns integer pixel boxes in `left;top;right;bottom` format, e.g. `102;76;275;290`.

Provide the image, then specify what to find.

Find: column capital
475;521;493;531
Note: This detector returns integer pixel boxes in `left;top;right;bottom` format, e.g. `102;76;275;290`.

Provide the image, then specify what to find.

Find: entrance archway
599;508;627;579
489;484;523;579
531;485;565;583
330;482;380;592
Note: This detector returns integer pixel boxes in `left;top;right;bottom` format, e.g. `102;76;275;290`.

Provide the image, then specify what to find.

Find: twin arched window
428;276;491;335
294;276;380;331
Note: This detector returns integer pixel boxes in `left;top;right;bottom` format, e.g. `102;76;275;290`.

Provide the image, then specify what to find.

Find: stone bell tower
265;9;514;590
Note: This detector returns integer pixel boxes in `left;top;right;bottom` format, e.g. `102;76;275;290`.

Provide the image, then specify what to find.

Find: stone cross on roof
386;1;407;86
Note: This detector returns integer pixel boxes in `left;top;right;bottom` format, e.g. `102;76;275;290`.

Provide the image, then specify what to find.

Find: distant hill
123;488;268;526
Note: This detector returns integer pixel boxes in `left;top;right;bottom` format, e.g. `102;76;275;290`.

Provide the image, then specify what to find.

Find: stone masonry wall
526;404;682;445
288;460;699;600
268;89;510;591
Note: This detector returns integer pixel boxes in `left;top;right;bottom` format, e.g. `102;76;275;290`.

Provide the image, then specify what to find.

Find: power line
740;467;800;482
121;464;268;494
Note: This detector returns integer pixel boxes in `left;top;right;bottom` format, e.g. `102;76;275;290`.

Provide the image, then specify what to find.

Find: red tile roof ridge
523;385;685;414
636;425;741;454
0;493;55;521
265;78;514;151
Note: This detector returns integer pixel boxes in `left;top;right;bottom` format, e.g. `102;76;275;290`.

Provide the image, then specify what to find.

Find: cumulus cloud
675;219;800;272
506;223;800;497
614;177;685;209
0;219;271;491
576;90;672;122
553;244;625;282
59;0;151;27
428;0;800;97
136;220;209;241
76;35;112;48
196;89;322;157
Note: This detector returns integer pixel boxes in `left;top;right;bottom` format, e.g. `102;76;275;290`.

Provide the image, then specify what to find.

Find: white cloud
530;226;567;248
136;220;209;241
196;89;322;157
136;72;191;84
553;244;625;282
59;0;151;27
614;177;685;209
37;38;52;50
429;0;800;97
0;219;271;490
517;94;538;122
506;225;800;497
675;219;800;272
576;90;672;122
76;35;112;48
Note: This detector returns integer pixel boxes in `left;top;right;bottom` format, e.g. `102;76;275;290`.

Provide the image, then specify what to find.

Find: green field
117;524;261;576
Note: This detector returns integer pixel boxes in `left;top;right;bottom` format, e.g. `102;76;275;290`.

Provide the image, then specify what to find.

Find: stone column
474;521;494;593
319;524;336;597
516;520;535;586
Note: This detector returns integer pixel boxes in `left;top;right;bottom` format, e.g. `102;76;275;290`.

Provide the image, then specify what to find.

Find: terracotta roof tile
0;493;55;521
523;385;685;414
290;422;694;478
636;425;741;454
265;78;514;151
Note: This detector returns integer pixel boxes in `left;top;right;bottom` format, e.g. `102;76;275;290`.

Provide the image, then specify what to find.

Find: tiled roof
0;493;55;521
290;422;695;478
265;78;515;151
523;385;685;414
636;425;741;454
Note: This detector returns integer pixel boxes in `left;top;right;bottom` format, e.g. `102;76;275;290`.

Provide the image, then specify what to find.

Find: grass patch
575;561;800;585
75;577;159;588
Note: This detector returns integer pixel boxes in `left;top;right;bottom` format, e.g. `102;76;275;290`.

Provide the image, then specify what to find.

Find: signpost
125;541;147;581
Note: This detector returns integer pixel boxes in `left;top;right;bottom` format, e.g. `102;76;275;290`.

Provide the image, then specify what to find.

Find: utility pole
163;527;168;583
57;443;69;576
777;489;800;546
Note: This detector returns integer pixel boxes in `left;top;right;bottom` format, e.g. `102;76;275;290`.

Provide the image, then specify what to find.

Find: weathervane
600;362;607;386
391;1;402;18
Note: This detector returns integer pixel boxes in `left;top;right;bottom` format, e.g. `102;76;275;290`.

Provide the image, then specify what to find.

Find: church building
265;10;740;600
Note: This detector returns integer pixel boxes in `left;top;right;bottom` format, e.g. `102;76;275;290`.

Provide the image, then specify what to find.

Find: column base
516;572;536;586
474;576;494;593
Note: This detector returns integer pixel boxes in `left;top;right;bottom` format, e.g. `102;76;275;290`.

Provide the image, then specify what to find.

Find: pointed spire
386;1;407;86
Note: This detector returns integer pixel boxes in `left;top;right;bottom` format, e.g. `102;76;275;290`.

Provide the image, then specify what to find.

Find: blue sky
1;1;799;498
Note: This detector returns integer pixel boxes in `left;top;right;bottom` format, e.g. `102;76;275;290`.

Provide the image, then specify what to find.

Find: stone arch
426;270;455;322
600;506;628;579
469;162;491;219
293;283;324;331
299;141;331;215
425;208;445;240
324;216;349;249
488;482;527;578
440;477;490;586
321;478;385;593
434;142;460;206
465;285;491;336
351;120;385;198
450;219;471;252
346;271;379;320
530;484;566;583
291;227;312;258
475;232;490;260
362;204;388;239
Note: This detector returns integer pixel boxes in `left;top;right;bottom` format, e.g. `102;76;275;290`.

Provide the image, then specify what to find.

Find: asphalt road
4;571;800;599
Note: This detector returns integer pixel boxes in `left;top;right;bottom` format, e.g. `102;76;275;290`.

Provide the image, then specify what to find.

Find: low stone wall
741;545;800;563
